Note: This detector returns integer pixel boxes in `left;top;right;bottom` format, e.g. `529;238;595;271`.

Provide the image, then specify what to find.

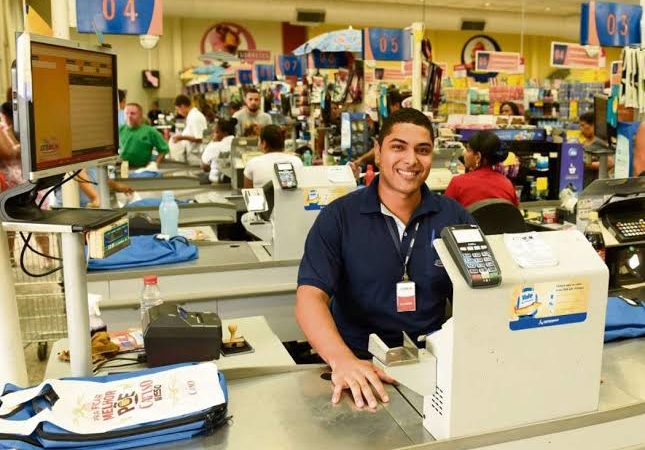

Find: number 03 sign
580;1;642;47
76;0;163;35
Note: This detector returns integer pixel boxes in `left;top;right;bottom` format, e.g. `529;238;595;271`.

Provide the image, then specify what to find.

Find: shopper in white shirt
201;118;237;183
244;124;303;188
170;94;208;162
233;88;272;137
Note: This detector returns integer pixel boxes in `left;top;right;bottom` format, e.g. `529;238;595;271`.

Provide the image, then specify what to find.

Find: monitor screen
16;34;119;180
594;95;609;143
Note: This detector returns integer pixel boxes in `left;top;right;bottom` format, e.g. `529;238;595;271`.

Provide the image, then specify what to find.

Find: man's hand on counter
329;354;395;409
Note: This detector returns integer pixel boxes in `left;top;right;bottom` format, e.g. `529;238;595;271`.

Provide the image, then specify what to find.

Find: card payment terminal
274;162;298;190
441;224;501;288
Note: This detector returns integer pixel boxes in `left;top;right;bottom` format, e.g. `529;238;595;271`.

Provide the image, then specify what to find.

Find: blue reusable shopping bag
127;171;161;178
604;296;645;342
0;363;228;449
127;198;190;208
87;235;198;271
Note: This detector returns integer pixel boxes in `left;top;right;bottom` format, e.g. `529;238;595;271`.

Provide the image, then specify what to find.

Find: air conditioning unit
461;20;486;31
294;9;326;26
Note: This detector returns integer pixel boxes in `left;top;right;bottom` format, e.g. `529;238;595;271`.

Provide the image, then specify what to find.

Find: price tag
76;0;162;35
581;1;642;47
363;28;411;61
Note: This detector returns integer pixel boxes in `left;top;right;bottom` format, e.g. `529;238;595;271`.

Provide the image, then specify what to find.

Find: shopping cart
12;232;67;361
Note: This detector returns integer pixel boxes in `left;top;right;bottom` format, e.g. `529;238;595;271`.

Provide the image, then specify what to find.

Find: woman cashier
444;130;519;208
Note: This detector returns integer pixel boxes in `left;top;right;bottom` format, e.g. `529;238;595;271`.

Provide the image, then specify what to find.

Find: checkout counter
62;227;645;449
87;165;357;343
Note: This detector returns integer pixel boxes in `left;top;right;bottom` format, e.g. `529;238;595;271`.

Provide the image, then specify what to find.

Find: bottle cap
143;275;158;285
588;211;598;221
162;190;174;201
367;164;373;170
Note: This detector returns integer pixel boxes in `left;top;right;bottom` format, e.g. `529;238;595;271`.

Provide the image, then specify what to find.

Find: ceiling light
484;2;491;7
545;6;551;11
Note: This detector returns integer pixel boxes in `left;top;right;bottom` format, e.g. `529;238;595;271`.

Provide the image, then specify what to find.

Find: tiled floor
24;342;48;385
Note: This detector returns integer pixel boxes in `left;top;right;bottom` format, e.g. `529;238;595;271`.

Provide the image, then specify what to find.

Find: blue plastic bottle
159;190;179;237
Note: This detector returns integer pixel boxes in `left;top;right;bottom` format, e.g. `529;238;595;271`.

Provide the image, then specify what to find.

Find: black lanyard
385;217;422;281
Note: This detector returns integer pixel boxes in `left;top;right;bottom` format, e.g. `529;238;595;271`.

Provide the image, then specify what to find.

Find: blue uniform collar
359;175;440;219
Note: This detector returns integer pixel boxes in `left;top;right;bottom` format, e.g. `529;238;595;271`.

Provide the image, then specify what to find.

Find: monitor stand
0;179;126;379
0;180;125;230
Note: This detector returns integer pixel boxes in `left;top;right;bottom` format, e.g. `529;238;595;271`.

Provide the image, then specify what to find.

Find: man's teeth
397;169;417;177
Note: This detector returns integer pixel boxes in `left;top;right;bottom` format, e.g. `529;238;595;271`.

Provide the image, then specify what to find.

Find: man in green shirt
119;103;169;167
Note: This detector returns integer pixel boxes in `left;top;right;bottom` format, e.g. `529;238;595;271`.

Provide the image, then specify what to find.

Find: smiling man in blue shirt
296;108;475;410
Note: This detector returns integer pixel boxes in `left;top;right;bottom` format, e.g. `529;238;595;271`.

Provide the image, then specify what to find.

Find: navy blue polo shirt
298;176;475;354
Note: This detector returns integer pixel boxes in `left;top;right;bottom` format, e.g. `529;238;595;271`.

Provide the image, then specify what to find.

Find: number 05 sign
580;1;642;47
76;0;163;35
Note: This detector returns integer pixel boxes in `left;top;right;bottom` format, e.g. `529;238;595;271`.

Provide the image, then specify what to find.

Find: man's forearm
155;153;165;165
295;286;355;365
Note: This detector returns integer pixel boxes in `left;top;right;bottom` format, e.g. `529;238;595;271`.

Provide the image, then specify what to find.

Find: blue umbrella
293;28;361;55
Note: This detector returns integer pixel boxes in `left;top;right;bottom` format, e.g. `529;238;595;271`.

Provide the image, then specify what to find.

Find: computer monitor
14;33;119;181
593;94;616;147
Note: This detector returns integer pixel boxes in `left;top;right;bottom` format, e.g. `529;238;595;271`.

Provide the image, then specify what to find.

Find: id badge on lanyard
386;218;422;313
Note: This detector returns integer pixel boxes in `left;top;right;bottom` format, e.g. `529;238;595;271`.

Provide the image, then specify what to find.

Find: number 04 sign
76;0;163;35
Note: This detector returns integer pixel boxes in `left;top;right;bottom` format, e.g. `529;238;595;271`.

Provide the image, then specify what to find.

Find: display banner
550;42;606;68
255;64;275;82
580;1;642;47
363;28;411;61
559;143;585;193
310;51;348;69
236;69;253;85
276;55;306;78
474;51;523;73
76;0;162;35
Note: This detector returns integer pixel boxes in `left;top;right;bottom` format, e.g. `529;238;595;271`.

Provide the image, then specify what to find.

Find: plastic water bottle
584;211;606;262
365;164;375;186
140;274;163;324
303;150;313;166
159;190;179;237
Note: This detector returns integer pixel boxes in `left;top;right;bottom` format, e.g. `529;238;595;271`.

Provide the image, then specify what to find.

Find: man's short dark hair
118;89;126;103
378;108;435;146
579;112;594;125
260;124;285;151
245;88;260;97
174;94;191;107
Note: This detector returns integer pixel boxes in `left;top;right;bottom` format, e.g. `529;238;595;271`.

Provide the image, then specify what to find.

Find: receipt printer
143;304;222;367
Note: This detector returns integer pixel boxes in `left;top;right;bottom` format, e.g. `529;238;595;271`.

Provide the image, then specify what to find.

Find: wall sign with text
363;28;411;61
581;1;642;47
550;42;606;69
76;0;163;35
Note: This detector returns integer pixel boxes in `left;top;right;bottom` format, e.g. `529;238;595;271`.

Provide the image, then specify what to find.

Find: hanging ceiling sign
550;42;606;69
310;51;349;69
363;28;411;61
580;1;642;47
461;35;500;82
475;51;523;73
76;0;163;35
236;69;253;85
276;55;306;78
255;64;275;82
